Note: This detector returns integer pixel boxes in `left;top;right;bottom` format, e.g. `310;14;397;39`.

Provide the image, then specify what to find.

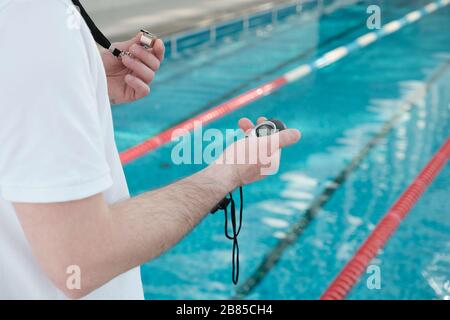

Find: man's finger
257;117;267;125
152;39;165;61
129;44;161;71
274;129;301;150
132;32;142;45
115;33;142;51
238;118;254;133
125;74;150;100
122;55;155;84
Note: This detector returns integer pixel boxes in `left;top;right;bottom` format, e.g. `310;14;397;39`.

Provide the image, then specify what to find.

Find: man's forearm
108;163;237;270
14;164;238;299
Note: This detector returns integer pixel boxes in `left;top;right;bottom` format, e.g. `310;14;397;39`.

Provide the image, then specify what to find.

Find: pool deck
87;0;300;41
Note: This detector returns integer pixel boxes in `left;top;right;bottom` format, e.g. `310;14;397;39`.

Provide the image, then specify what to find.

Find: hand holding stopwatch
211;119;287;285
211;119;287;212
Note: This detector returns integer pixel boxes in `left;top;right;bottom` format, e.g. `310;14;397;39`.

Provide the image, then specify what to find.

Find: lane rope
232;59;450;299
120;0;449;165
321;136;450;300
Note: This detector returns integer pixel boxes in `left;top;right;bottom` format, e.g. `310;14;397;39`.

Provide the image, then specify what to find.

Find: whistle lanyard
71;0;123;57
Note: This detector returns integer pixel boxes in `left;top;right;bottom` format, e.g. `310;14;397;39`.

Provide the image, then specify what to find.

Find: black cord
220;187;243;285
71;0;122;57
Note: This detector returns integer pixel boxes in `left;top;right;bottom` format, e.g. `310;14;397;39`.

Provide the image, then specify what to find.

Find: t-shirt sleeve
0;1;112;203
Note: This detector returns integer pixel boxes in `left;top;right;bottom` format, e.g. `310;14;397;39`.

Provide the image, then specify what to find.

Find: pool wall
162;0;328;59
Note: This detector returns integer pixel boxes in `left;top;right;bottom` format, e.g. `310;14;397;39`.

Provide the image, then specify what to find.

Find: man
0;0;300;299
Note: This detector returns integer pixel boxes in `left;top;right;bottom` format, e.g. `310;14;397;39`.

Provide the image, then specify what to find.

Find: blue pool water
112;0;450;299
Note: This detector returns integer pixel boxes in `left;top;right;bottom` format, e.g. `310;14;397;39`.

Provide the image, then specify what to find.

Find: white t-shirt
0;0;144;299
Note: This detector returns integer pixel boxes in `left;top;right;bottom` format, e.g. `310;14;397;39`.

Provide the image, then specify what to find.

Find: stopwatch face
255;123;276;137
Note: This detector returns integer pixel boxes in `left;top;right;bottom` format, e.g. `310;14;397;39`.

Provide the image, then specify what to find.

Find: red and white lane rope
320;137;450;300
120;77;287;164
120;0;449;165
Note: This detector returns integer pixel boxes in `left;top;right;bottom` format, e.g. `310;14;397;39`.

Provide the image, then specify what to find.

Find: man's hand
13;117;300;299
216;117;301;186
101;32;165;105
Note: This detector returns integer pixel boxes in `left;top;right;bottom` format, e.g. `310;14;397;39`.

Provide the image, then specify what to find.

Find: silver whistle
140;29;157;49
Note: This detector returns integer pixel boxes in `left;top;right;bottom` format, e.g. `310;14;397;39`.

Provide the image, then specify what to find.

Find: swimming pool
112;0;450;299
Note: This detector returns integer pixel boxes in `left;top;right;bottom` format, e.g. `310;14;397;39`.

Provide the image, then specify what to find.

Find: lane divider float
232;58;450;299
320;136;450;300
120;0;449;165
